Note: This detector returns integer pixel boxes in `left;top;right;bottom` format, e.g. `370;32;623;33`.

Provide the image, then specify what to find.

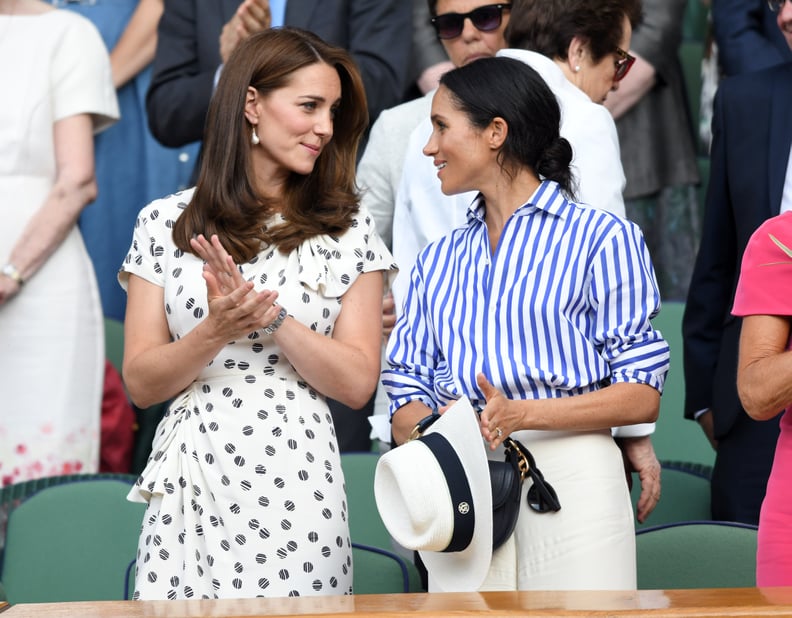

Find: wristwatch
263;305;288;335
1;263;24;286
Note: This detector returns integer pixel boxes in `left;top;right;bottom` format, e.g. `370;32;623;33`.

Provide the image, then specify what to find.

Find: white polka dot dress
118;189;396;600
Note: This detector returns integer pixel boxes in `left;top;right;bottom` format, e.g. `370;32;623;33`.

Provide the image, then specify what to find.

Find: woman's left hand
477;373;523;450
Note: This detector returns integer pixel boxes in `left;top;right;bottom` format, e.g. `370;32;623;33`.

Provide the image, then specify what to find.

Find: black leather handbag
489;436;562;550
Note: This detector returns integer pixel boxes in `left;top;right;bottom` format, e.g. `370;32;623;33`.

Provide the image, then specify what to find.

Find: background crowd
3;0;792;599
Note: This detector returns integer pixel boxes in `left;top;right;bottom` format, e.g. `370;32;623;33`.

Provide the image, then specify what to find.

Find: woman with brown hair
120;28;395;600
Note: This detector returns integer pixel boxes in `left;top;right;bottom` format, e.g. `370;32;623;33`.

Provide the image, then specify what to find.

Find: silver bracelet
1;263;24;286
263;305;288;335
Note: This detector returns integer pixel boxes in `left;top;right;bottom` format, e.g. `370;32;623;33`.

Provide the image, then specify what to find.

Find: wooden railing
3;588;792;617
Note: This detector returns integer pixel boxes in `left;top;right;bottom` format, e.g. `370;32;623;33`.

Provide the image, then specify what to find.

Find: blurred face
434;0;510;68
777;0;792;50
573;15;633;104
247;62;341;187
423;86;493;195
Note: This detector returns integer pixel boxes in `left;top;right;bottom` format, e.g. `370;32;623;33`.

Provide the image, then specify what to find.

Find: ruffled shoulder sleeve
117;189;194;291
733;211;792;317
296;206;398;297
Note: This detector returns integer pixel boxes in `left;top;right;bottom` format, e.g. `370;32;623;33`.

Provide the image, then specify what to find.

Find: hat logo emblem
458;501;470;515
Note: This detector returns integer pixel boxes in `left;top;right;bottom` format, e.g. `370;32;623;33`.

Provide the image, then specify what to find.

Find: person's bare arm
391;400;436;446
737;314;792;420
273;270;385;409
477;374;660;450
0;114;96;304
122;270;280;408
109;0;164;89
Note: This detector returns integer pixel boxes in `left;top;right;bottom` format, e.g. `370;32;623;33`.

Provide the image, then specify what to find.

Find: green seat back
341;453;393;549
103;317;125;375
679;41;704;135
651;302;715;466
352;543;423;594
0;473;138;559
636;521;757;589
682;0;710;43
1;478;145;603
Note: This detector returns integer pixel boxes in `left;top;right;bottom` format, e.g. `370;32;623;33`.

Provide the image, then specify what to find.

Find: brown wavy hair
173;28;369;263
505;0;642;65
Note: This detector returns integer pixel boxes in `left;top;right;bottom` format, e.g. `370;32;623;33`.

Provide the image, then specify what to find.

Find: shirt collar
467;180;574;224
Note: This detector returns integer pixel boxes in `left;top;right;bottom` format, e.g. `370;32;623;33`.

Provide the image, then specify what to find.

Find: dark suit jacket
146;0;411;148
683;62;792;437
713;0;792;76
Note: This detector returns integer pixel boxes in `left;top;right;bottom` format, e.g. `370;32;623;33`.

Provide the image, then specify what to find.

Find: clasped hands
190;234;281;340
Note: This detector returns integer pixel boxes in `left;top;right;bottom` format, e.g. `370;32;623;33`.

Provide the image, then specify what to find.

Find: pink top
733;211;792;588
733;210;792;318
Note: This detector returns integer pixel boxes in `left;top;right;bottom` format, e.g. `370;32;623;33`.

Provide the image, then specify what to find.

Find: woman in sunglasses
384;56;669;592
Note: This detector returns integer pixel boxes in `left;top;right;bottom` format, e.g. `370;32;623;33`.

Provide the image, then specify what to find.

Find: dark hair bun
536;137;574;191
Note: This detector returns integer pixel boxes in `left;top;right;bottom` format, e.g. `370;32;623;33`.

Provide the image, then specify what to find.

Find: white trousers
431;429;636;591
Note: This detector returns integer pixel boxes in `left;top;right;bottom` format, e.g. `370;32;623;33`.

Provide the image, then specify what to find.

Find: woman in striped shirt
383;56;670;591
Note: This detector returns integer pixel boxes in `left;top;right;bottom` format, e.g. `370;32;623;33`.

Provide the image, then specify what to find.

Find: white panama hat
374;396;493;592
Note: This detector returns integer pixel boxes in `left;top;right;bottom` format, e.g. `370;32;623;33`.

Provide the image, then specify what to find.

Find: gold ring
495;427;503;438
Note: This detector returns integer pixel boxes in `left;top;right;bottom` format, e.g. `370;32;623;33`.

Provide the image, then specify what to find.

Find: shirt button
178;151;190;163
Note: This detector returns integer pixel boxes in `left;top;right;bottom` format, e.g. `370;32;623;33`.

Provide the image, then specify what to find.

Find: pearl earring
251;127;260;146
574;65;580;73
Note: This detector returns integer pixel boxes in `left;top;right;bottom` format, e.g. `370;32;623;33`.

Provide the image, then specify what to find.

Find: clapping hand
190;234;281;340
220;0;272;63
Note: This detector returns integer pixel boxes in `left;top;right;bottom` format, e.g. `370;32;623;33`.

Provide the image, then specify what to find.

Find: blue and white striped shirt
383;180;670;415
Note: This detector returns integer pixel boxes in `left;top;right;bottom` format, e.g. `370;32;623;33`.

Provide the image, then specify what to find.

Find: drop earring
251;127;260;146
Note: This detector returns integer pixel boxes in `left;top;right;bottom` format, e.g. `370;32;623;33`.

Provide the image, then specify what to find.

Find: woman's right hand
191;234;281;340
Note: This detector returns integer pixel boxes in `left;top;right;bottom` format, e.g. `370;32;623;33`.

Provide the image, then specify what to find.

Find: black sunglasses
507;438;562;513
768;0;792;11
613;47;636;82
431;3;511;40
